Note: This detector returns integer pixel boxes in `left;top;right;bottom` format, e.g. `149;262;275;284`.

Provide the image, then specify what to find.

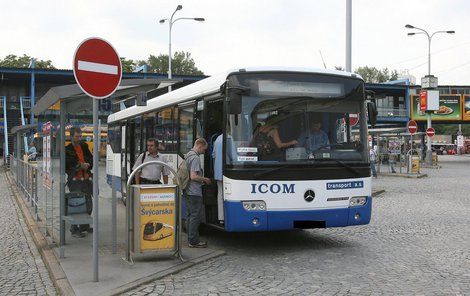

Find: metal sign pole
92;98;99;282
409;134;413;174
112;173;117;254
59;101;66;258
125;161;183;263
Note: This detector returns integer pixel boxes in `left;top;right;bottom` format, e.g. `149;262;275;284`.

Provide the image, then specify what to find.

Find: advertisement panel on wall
462;95;470;121
411;94;462;121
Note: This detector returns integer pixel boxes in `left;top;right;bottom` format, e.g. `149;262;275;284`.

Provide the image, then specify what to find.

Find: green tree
0;54;55;69
354;66;399;83
120;57;136;72
137;51;204;76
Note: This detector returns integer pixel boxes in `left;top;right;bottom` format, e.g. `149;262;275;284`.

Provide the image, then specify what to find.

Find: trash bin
432;152;438;166
411;156;420;173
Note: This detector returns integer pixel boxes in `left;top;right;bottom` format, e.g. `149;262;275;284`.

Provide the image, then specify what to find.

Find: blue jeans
370;162;377;177
185;194;203;245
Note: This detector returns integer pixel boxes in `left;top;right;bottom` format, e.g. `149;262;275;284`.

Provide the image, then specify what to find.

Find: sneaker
188;241;207;248
72;232;85;238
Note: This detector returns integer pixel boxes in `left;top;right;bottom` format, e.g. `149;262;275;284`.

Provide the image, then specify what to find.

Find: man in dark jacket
65;127;93;238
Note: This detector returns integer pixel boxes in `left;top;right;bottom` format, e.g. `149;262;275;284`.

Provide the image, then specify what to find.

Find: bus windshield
225;73;367;166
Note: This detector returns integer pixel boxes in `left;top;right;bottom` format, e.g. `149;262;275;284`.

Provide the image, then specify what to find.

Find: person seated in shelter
252;115;298;160
297;118;330;154
27;141;37;161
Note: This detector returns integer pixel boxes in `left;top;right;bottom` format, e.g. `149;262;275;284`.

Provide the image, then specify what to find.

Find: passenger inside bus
251;114;298;161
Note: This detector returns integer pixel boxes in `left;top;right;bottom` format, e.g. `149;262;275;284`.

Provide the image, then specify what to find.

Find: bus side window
143;112;155;144
108;123;121;153
133;116;142;163
179;104;194;155
156;108;175;152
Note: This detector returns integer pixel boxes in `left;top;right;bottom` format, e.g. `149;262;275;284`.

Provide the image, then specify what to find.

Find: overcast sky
1;0;469;85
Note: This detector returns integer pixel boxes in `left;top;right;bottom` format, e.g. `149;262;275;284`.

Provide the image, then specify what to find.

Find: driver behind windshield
296;118;330;153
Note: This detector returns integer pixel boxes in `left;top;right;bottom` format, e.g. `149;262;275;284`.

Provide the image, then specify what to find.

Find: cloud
1;0;469;84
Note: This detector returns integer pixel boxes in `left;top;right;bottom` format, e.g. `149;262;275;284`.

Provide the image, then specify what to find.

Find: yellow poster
411;157;420;173
138;187;176;252
463;95;470;121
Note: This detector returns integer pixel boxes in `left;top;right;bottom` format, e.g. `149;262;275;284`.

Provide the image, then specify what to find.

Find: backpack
173;151;197;190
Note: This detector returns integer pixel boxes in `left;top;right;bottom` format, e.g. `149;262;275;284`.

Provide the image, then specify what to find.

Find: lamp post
159;5;204;91
405;24;455;165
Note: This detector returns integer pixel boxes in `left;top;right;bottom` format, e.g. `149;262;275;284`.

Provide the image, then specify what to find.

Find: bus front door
202;98;224;226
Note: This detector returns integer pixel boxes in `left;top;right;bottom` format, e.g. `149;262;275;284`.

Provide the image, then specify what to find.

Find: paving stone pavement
0;171;57;295
126;155;470;295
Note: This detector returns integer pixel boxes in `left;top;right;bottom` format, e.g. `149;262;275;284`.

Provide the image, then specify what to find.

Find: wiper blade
312;158;361;176
253;165;290;179
332;159;361;176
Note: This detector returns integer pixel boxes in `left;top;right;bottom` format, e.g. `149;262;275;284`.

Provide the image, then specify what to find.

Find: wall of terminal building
3;67;470;123
0;67;203;121
2;67;470;151
0;67;204;158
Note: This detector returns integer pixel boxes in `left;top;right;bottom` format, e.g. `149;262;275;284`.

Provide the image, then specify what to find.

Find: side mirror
228;91;242;114
367;101;378;127
135;92;147;106
227;84;250;114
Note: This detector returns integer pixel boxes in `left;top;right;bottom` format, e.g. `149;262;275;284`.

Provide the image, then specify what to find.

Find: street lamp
159;5;204;90
405;24;455;165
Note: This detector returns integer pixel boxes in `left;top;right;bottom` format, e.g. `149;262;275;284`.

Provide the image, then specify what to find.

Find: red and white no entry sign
426;127;435;137
407;120;418;134
73;37;122;99
349;113;359;126
342;113;359;126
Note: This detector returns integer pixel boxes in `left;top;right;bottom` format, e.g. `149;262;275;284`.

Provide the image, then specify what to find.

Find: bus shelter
10;124;41;222
29;78;181;270
368;127;426;174
11;124;36;159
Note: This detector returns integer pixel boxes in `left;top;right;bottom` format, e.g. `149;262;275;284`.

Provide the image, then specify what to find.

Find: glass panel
155;108;176;152
107;123;121;153
133;117;142;162
226;73;366;166
179;105;194;155
195;101;204;140
143;112;155;143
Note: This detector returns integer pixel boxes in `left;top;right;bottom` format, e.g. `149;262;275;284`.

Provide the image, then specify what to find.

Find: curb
103;249;226;296
421;165;442;169
5;168;226;296
4;169;75;296
378;173;427;178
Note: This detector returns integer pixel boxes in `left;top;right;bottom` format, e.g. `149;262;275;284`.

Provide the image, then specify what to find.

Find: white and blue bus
107;67;375;231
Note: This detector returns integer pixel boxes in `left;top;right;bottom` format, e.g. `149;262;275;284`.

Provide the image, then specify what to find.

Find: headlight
242;201;267;211
349;196;367;207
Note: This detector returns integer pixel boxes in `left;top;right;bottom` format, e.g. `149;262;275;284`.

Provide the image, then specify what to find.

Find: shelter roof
32;79;182;115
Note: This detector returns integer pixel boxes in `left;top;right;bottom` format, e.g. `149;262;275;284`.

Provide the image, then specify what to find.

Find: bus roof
107;67;363;123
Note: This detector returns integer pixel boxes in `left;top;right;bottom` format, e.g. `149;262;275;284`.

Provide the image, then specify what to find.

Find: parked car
432;144;456;155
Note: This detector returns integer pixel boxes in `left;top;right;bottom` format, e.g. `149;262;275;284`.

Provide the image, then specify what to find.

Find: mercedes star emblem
304;190;315;202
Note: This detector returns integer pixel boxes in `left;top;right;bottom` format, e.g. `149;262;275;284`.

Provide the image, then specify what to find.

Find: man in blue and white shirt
212;134;224;224
297;119;329;153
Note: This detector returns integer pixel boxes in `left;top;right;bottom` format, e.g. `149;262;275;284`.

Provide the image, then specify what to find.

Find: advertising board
463;95;470;121
411;94;461;121
133;185;176;252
